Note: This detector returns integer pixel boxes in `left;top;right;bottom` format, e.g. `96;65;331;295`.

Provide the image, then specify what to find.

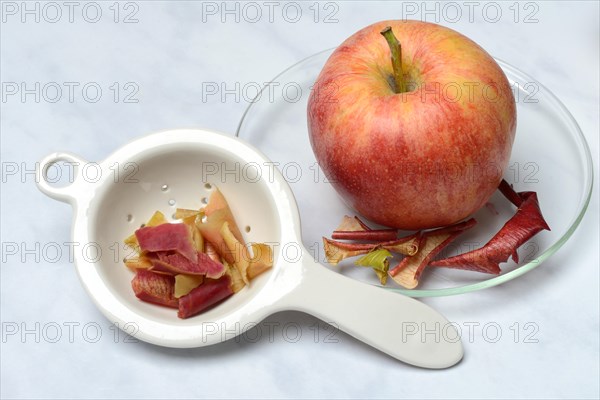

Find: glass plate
236;49;593;297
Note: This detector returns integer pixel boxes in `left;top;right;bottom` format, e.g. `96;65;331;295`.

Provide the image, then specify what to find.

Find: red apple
308;20;516;230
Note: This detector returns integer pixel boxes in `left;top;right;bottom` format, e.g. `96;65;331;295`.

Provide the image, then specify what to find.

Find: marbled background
1;1;599;398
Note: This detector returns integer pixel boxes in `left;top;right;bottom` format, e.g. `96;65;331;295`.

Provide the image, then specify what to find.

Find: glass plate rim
236;48;594;298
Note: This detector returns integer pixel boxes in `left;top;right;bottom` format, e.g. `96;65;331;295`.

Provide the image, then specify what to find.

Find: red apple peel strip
124;210;168;253
352;216;372;231
135;223;198;263
429;180;550;274
382;234;420;256
323;234;420;265
331;230;398;241
324;238;372;265
389;219;477;288
332;215;397;241
177;275;233;319
131;269;179;309
498;179;523;207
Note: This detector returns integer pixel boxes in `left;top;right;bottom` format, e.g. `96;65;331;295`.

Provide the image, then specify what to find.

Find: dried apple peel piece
389;219;477;289
355;248;393;285
323;238;373;265
323;234;419;265
335;215;369;232
430;182;550;274
332;215;397;241
382;235;419;256
390;233;453;289
498;179;524;208
331;230;398;241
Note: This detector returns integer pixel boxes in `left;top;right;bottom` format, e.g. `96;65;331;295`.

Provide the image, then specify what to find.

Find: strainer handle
278;247;464;369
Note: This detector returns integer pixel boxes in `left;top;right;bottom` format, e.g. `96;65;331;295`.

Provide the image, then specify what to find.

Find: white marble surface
1;1;599;398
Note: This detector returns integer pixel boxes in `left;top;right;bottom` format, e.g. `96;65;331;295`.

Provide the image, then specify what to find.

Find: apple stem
380;26;406;93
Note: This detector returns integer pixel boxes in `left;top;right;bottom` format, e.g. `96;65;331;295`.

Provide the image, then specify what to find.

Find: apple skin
308;20;516;230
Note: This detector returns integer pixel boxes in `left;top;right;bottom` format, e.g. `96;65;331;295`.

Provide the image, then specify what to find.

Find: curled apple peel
389;219;477;289
332;230;399;242
355;248;393;285
332;214;398;241
430;180;550;274
323;179;549;289
324;235;419;265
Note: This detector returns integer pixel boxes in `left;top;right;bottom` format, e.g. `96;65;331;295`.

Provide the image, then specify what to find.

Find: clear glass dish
236;49;593;297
